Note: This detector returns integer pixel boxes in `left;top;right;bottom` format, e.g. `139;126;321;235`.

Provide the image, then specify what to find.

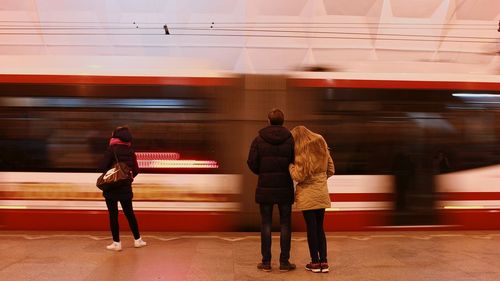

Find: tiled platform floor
1;231;500;281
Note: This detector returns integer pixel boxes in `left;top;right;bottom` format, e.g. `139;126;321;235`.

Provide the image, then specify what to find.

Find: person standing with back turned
247;108;296;272
289;126;334;273
99;126;147;251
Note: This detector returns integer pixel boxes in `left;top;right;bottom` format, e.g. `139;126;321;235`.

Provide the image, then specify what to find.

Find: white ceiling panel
0;0;497;77
389;0;444;18
180;0;241;14
254;0;308;16
116;0;169;13
323;0;383;17
36;0;104;12
375;49;435;61
312;48;376;63
178;47;241;70
451;52;496;64
246;48;308;72
0;45;45;55
454;0;500;20
0;0;35;11
46;45;114;56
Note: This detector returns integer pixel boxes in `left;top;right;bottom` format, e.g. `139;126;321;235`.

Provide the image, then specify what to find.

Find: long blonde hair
291;126;329;177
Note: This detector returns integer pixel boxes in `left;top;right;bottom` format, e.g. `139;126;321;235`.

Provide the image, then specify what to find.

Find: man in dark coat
247;108;296;272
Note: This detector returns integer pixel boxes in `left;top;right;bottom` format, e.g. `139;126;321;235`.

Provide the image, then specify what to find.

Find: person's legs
259;204;273;264
302;210;319;263
278;203;292;263
105;199;120;242
278;203;295;271
315;209;327;263
105;199;122;251
119;199;140;239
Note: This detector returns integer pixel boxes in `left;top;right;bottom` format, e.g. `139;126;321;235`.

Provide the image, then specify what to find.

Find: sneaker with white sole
305;262;321;273
134;237;147;248
106;241;122;251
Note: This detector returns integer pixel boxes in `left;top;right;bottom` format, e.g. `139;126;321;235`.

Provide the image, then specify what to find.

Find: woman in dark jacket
99;126;146;251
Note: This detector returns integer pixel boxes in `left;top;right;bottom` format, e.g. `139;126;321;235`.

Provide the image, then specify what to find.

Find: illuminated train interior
0;74;499;231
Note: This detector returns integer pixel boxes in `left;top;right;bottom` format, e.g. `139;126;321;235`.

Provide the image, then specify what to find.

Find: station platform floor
1;231;500;281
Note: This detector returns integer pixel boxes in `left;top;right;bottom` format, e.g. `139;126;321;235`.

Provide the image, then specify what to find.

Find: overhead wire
0;19;496;26
0;21;497;44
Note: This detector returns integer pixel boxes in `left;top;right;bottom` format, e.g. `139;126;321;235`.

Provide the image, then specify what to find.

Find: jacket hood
259;125;292;145
112;128;133;142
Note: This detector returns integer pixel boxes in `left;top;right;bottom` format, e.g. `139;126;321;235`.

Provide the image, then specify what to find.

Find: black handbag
96;149;133;191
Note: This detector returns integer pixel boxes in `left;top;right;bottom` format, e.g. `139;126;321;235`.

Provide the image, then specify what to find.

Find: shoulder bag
96;149;133;191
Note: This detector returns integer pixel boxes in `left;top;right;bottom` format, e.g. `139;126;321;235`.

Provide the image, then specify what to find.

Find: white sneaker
106;241;122;251
134;237;147;248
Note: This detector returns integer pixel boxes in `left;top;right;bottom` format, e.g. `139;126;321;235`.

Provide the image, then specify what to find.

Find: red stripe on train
2;209;500;231
288;78;500;91
330;193;393;202
0;209;390;231
330;192;500;202
437;192;500;201
0;74;238;86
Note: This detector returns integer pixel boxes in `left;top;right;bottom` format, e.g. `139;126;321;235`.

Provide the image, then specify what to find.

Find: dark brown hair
268;108;284;125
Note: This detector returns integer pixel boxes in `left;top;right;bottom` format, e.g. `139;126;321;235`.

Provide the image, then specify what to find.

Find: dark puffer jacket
99;130;139;201
247;125;295;204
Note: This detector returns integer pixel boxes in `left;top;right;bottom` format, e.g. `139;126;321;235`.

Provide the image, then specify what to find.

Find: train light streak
136;152;180;160
443;206;485;209
136;152;218;169
0;205;27;209
452;93;500;98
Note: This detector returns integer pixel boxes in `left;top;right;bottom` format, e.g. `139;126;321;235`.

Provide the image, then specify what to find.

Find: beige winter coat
289;132;334;211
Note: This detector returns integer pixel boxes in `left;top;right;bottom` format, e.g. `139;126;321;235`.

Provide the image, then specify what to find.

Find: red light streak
136;152;180;160
136;152;218;169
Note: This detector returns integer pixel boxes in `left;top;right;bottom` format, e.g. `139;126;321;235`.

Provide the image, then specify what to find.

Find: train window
290;87;500;175
0;83;227;173
0;97;205;109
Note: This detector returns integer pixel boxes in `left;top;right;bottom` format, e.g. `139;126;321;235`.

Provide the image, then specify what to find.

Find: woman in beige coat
289;126;334;273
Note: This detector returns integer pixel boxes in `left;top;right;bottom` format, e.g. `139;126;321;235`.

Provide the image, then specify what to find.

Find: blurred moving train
0;73;499;231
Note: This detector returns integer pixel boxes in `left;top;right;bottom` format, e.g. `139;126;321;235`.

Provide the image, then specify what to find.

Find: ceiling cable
0;31;496;44
0;20;496;26
0;26;496;40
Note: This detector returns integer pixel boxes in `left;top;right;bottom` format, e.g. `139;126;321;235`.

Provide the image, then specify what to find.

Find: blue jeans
259;203;292;263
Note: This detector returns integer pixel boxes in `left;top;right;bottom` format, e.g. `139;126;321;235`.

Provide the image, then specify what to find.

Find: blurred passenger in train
99;126;146;251
289;126;334;273
247;108;296;272
392;151;414;213
432;150;450;174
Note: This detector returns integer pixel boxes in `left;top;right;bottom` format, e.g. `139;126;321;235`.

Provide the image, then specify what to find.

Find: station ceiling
0;0;498;77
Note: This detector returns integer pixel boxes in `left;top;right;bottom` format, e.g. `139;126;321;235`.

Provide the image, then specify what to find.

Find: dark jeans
105;199;141;242
302;209;327;263
259;203;292;264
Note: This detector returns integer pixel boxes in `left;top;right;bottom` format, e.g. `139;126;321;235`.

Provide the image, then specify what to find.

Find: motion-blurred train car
0;74;244;231
0;73;499;231
287;73;500;230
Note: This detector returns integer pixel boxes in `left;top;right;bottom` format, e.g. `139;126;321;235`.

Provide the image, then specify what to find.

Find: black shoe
257;262;272;272
279;262;296;272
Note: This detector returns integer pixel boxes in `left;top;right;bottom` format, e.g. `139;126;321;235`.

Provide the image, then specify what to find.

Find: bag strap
111;147;124;172
112;147;119;163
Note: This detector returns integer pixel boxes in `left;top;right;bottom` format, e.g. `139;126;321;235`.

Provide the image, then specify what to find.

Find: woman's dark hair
112;126;132;142
268;108;284;125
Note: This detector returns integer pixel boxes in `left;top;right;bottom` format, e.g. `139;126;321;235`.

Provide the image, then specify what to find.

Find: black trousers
259;203;292;263
302;208;327;263
105;199;141;242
